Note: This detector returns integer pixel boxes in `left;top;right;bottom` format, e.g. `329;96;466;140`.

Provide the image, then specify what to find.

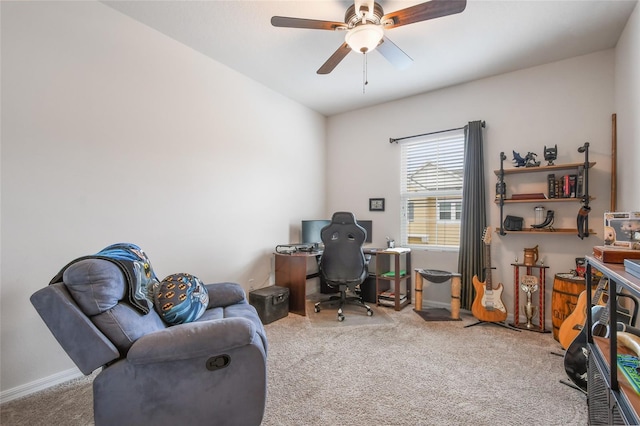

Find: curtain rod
389;120;485;144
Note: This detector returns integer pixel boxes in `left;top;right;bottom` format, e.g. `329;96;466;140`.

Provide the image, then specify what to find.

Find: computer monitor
357;220;373;244
301;219;372;244
301;220;331;245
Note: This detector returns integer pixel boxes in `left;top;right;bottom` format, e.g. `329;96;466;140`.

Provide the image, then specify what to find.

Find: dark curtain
457;121;487;310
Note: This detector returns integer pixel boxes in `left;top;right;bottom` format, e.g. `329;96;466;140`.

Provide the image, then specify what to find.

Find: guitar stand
464;320;521;331
559;379;587;395
551;350;585;395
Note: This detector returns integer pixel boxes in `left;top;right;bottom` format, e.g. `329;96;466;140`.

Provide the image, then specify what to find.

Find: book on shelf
547;173;556;198
568;174;577;198
555;174;579;198
378;290;407;306
545;173;583;199
576;166;584;198
561;175;570;198
510;193;547;200
378;290;406;299
378;297;407;307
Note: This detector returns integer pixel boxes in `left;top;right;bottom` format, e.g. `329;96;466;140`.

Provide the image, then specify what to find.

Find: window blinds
400;129;465;248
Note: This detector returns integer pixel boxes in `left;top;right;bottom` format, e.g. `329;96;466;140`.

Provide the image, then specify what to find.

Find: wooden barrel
552;273;586;341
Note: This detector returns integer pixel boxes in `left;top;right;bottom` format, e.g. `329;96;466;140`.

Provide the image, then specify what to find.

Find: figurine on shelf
544;144;558;166
513;151;541;168
524;152;541;167
512;151;526;167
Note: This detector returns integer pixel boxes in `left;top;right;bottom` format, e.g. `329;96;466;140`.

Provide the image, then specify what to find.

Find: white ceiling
103;0;638;116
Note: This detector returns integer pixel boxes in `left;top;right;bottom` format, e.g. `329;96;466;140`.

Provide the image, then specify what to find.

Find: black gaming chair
314;212;373;321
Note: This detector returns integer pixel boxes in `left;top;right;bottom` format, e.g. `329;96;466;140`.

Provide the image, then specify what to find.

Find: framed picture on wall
369;198;385;212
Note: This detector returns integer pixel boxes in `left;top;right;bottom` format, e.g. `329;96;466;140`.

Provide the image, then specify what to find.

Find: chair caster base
313;294;374;321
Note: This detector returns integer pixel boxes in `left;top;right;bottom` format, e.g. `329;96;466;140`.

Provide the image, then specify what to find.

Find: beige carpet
305;293;394;328
1;306;587;426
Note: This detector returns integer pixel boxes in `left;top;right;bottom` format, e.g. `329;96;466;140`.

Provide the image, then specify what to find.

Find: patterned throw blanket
50;243;159;314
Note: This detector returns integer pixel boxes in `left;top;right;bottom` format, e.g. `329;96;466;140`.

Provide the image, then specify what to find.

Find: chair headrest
330;211;357;225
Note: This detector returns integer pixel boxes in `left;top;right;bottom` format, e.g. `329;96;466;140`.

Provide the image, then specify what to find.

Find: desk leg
275;255;307;316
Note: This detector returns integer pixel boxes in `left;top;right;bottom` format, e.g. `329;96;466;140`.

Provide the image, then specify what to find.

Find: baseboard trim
0;367;83;404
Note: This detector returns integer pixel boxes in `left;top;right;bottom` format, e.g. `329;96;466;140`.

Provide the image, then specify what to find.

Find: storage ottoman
249;285;290;324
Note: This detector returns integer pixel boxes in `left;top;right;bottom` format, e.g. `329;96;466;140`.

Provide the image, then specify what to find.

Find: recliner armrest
127;317;257;365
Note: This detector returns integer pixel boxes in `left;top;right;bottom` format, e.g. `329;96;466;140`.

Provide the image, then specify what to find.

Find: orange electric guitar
557;278;607;350
471;227;508;322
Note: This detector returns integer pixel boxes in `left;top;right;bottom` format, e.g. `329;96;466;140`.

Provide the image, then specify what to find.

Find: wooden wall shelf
495;144;595;237
494;162;596;175
495;197;595;204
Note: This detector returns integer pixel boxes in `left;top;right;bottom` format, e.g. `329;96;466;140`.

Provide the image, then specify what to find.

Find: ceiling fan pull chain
363;53;369;94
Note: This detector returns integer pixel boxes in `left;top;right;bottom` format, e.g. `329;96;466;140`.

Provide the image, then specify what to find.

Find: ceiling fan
271;0;467;75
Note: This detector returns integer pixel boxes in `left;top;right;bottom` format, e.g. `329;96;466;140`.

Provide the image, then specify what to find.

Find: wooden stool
415;269;461;320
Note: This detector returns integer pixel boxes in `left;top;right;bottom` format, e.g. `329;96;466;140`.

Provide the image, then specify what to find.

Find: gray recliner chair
314;211;374;321
30;258;267;426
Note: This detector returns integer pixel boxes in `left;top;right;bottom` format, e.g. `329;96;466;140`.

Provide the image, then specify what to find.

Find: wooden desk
274;248;380;316
274;252;320;316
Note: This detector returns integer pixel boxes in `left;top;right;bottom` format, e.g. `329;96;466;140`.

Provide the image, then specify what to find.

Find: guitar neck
485;242;493;291
591;277;608;306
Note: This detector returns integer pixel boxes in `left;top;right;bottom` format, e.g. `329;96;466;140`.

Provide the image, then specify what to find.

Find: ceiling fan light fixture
345;24;383;53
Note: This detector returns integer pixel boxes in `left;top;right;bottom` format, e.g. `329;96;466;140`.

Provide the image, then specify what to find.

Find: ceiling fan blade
271;16;347;31
317;43;352;75
377;37;413;70
382;0;467;29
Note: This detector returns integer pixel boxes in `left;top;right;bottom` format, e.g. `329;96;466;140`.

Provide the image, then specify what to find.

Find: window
437;200;462;222
400;129;465;249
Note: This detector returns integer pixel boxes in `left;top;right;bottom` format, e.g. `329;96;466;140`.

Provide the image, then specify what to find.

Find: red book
563;175;570;197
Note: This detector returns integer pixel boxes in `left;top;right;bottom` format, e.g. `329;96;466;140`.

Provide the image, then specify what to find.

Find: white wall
1;1;326;394
615;1;640;211
327;50;616;328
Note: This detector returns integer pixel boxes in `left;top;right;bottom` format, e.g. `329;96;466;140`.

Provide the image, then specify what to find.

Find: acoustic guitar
563;277;609;392
558;278;607;350
591;294;636;338
563;279;638;392
471;227;508;323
